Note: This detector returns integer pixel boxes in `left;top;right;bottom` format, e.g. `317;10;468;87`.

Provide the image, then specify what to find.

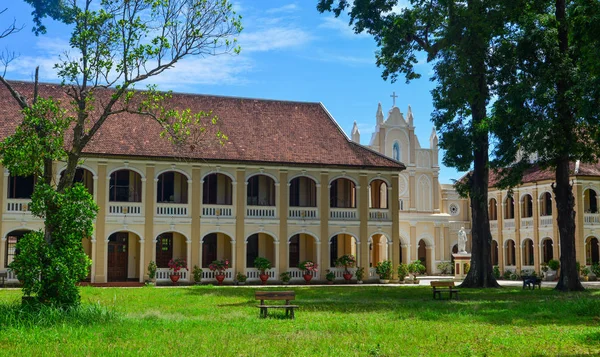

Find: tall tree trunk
553;0;584;292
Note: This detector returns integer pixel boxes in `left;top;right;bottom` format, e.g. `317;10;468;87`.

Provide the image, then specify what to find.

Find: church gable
384;107;408;127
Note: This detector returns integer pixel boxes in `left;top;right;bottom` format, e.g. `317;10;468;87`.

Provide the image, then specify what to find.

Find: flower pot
170;274;180;284
380;279;390;284
215;274;225;285
282;281;290;285
328;281;334;285
343;273;353;282
357;280;363;284
413;279;419;284
238;281;246;286
259;274;269;285
303;274;313;284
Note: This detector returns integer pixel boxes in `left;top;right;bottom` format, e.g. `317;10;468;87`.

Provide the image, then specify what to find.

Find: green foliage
397;263;408;281
592;263;600;277
192;265;203;283
147;261;157;280
9;183;97;306
335;254;357;273
325;270;335;281
0;97;70;177
580;267;590;277
23;0;75;35
464;263;471;274
493;266;501;279
548;259;561;271
437;261;453;275
279;272;291;283
253;257;272;273
354;267;365;281
375;260;393;280
503;270;512;280
408;260;426;278
235;272;246;283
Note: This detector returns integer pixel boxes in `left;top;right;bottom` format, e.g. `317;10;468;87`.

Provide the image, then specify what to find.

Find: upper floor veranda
2;159;400;225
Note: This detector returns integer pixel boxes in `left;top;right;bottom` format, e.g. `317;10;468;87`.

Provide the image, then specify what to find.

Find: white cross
390;92;398;107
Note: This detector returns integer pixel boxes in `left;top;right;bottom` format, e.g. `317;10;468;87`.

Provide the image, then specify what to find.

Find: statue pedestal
452;253;471;281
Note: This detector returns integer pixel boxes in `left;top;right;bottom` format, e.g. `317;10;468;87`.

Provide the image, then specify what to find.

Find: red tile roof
488;161;600;188
0;81;404;170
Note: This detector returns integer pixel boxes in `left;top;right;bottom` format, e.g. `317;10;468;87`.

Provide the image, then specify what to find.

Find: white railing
156;203;189;217
288;268;318;280
246;206;276;218
108;202;142;215
155;268;188;281
584;213;600;225
202;204;233;217
6;199;32;212
521;217;534;230
369;209;390;221
504;219;515;230
490;221;498;230
202;268;234;281
540;216;553;227
330;208;358;220
327;267;356;280
369;267;377;278
245;268;277;280
288;207;318;219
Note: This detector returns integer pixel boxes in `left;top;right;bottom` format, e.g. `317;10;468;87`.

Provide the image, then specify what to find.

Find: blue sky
1;0;464;183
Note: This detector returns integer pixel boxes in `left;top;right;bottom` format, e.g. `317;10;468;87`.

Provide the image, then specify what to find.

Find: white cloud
318;17;369;39
265;4;298;14
239;27;311;52
308;51;373;67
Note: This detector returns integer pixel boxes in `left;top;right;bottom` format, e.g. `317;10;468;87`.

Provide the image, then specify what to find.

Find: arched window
393;142;400;161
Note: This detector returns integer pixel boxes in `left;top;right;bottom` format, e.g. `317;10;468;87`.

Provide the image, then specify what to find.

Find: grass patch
0;286;599;356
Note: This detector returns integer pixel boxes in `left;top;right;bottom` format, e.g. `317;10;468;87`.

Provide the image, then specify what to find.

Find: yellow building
0;82;405;284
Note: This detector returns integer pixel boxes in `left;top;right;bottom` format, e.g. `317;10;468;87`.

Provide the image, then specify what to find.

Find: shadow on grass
183;285;600;327
0;300;119;329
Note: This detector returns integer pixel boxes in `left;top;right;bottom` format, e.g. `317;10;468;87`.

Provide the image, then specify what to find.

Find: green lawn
0;286;599;356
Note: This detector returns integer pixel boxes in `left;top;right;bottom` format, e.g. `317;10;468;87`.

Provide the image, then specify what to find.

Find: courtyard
0;284;598;356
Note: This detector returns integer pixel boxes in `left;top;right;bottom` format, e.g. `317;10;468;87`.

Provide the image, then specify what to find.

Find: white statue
457;227;468;254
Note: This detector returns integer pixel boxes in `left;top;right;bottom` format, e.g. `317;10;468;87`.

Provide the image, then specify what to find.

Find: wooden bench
431;281;460;300
522;276;541;290
255;291;298;319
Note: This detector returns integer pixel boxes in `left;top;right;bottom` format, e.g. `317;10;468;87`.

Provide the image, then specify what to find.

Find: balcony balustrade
503;219;515;230
247;206;276;218
330;208;358;220
107;202;142;215
288;207;318;219
202;204;233;218
521;217;534;230
369;209;390;221
156;203;189;216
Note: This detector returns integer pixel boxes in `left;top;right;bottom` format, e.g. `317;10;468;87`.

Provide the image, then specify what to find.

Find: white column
138;239;145;283
140;178;147;217
387;241;393;262
231;239;237;276
402;243;410;262
186;239;192;281
90;238;97;283
356;240;361;267
274;241;280;271
315;239;320;276
198;237;203;269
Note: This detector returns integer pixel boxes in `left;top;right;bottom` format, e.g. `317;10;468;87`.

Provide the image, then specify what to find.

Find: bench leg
260;307;268;318
291;308;295;320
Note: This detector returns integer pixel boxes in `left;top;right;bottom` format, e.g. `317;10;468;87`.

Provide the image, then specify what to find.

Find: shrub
253;257;272;273
503;270;512;280
548;259;560;271
581;267;590;277
279;272;291;283
147;261;157;280
464;263;470;274
326;270;335;281
397;263;408;281
355;267;365;281
591;263;600;276
192;265;203;283
236;272;247;282
375;260;393;280
408;260;426;278
493;265;500;279
208;259;230;273
437;261;453;275
299;260;318;274
168;258;187;274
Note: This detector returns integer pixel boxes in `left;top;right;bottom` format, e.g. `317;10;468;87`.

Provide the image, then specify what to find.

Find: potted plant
192;265;203;285
397;263;408;284
408;260;426;284
254;257;272;285
335;254;356;283
436;261;453;275
580;266;590;281
236;272;247;285
299;260;318;284
280;271;291;284
375;260;393;283
355;267;365;284
147;261;157;286
493;265;501;279
208;259;230;285
167;258;187;285
326;270;335;284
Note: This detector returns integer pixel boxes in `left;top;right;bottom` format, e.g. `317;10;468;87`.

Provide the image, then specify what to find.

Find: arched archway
541;238;553;264
107;231;142;282
109;169;142;202
201;232;234;282
288;233;319;280
203;173;233;205
585;236;599;265
584;188;598;213
521;195;533;218
245;232;277;280
154;232;189;281
540;192;552;216
417;239;432;274
504;196;515;219
369;179;388;209
488;198;497;221
247;174;276;206
157;171;189;204
491;240;499;266
330;178;356;208
368;234;390;268
330;234;358;267
505;240;516;266
522;239;534;266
